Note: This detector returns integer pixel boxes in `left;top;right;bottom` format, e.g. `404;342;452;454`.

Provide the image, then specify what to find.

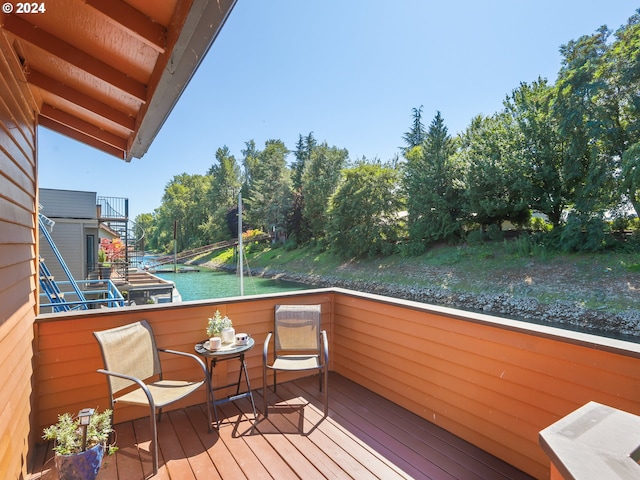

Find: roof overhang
0;0;237;161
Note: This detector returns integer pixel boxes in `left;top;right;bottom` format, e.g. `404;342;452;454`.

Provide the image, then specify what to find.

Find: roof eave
127;0;237;161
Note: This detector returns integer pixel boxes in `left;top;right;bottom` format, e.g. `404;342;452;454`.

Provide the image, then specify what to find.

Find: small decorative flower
207;310;232;337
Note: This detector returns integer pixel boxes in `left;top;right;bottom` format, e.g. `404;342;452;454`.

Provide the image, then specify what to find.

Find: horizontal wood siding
330;290;640;479
0;30;38;480
34;291;333;435
39;188;97;219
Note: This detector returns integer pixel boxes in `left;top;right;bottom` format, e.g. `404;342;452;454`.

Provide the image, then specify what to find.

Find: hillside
201;242;640;342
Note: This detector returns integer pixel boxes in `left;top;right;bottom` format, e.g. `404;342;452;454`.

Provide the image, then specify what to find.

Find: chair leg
205;376;213;432
263;364;270;418
150;408;158;475
323;368;329;417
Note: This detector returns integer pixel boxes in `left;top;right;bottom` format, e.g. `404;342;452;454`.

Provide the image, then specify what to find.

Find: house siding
0;31;38;480
39;188;97;219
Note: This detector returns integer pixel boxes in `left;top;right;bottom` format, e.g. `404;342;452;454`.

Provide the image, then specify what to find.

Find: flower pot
100;268;111;280
55;443;104;480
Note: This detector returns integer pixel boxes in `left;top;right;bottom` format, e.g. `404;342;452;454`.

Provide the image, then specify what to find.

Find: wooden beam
40;104;128;152
28;69;135;132
84;0;167;53
1;14;147;102
40;115;125;159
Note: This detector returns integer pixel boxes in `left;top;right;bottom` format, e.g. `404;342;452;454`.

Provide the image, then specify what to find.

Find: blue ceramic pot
55;443;104;480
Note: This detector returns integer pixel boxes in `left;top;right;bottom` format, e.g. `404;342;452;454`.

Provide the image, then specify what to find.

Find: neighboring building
39;188;100;283
0;2;237;476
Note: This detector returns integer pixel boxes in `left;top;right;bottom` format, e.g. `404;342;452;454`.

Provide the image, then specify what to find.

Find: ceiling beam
28;69;135;132
40;104;128;151
2;14;147;102
84;0;167;53
40;115;125;159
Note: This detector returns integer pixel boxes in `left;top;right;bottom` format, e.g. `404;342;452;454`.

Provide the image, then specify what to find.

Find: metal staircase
38;214;88;312
38;213;125;311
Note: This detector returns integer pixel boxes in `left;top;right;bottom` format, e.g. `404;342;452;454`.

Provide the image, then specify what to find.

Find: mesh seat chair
263;304;329;417
94;320;212;475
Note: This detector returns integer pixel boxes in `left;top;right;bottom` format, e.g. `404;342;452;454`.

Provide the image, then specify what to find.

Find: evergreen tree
301;142;348;241
291;132;316;191
244;139;292;234
403;111;463;252
401;105;425;154
202;146;242;241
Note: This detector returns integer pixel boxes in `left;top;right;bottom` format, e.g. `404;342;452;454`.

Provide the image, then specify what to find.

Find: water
154;267;310;301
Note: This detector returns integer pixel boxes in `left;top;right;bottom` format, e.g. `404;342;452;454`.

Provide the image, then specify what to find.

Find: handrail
39;279;125;309
147;234;271;267
38;214;88;311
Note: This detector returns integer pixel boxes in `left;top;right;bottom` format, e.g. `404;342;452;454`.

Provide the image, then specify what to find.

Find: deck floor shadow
28;372;534;480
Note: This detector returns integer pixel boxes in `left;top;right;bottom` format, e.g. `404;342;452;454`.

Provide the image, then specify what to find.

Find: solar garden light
78;408;95;451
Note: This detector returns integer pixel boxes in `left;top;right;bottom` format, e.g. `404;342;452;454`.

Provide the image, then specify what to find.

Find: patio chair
94;320;212;475
263;304;329;417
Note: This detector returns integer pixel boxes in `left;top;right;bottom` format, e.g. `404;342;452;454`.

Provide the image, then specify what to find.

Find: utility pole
238;192;244;296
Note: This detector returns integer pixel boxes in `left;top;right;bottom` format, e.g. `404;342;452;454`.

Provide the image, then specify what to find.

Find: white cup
208;337;221;350
235;333;250;345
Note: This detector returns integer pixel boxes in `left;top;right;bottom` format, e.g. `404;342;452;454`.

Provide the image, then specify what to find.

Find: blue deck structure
38;213;125;311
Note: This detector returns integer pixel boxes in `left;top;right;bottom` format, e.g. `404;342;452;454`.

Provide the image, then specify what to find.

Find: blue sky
38;0;636;220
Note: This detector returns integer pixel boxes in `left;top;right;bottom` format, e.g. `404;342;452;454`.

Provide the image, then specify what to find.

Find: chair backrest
274;304;321;352
94;320;161;395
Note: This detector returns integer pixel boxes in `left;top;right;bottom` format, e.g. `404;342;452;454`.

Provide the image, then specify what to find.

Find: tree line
137;10;640;258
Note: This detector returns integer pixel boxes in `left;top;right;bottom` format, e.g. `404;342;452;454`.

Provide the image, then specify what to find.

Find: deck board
28;373;534;480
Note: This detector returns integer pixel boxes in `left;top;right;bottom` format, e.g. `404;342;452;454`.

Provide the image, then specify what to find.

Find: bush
466;229;485;245
398;241;426;257
528;217;553;232
283;238;298;251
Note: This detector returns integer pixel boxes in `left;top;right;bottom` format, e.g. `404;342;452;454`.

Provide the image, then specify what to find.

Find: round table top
194;336;255;357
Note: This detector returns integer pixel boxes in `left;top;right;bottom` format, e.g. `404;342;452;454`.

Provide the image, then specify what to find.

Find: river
154;267;310;301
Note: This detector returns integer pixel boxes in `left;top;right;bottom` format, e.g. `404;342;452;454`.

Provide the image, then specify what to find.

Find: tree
403;111;464;252
461;114;530;230
401;105;425;154
133;213;155;253
554;26;618;218
611;10;640;217
202;146;242;241
153;173;210;251
505;79;568;226
291;132;316;191
244;139;292;234
301;142;348;241
207;146;242;209
328;160;404;258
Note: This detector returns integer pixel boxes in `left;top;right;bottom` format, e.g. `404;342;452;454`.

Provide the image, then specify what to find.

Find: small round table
195;337;257;428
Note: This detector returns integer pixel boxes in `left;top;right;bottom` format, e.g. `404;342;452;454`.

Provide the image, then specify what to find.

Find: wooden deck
28;373;533;480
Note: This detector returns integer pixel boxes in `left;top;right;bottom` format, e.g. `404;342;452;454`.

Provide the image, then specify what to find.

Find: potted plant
207;310;234;344
97;248;111;280
42;408;117;480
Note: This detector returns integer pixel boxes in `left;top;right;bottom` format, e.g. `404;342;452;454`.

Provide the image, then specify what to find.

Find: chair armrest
96;369;156;409
157;348;210;385
321;330;329;365
263;332;273;366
